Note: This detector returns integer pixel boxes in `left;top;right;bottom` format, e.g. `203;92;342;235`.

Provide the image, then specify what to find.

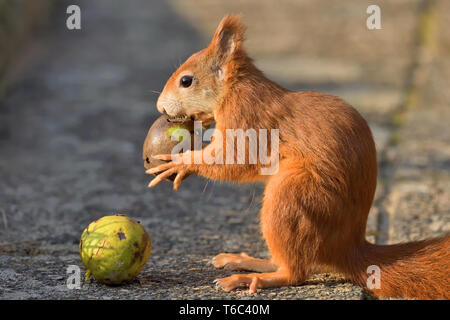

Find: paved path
0;0;448;299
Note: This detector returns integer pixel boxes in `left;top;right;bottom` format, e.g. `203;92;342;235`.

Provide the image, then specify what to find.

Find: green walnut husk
79;214;151;285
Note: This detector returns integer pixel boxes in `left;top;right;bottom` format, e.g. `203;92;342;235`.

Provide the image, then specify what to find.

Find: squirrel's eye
180;75;193;88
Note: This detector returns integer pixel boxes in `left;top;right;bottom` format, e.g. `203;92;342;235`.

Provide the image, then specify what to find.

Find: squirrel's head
156;14;246;123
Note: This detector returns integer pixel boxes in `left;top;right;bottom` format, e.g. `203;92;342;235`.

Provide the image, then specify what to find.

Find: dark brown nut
143;114;199;181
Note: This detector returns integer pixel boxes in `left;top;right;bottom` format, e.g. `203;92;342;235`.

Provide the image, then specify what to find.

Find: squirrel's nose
156;100;165;114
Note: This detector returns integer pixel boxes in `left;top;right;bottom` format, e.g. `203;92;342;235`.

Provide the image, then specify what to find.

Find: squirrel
146;15;450;299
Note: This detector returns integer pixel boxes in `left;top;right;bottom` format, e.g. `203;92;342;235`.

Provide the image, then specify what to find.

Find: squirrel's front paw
146;153;192;191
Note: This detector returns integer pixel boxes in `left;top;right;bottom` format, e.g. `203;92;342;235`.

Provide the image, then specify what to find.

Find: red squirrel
146;15;450;299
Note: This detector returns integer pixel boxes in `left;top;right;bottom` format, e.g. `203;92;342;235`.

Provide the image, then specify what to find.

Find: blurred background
0;0;448;299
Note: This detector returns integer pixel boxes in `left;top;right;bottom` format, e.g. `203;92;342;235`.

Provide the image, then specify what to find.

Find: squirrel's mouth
166;114;189;123
166;112;215;127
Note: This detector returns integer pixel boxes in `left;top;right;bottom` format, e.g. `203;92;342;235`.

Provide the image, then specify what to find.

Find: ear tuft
209;14;246;65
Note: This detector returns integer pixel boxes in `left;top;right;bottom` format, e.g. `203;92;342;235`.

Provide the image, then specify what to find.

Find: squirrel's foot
214;270;291;293
146;153;195;191
211;252;277;273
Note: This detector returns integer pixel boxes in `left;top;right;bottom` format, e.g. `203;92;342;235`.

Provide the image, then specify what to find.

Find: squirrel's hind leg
211;252;278;272
214;269;291;293
215;168;321;292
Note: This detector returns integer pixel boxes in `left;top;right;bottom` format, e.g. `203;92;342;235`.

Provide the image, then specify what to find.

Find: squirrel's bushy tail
346;236;450;299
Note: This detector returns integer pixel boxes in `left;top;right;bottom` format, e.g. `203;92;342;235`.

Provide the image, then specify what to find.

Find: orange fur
152;15;450;299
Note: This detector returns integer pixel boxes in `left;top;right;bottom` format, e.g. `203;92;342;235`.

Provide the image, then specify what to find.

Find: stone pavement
0;0;448;299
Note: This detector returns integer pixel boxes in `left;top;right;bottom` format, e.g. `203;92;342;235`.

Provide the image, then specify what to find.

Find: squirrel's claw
152;154;173;161
173;170;187;191
147;155;190;190
148;168;177;187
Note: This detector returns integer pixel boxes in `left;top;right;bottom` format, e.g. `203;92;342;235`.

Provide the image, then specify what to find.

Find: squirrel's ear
209;14;245;67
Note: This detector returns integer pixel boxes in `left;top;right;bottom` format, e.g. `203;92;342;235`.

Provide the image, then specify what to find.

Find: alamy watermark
66;5;380;31
167;121;280;175
66;263;382;290
66;265;81;289
66;5;81;30
366;265;381;289
366;5;382;30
